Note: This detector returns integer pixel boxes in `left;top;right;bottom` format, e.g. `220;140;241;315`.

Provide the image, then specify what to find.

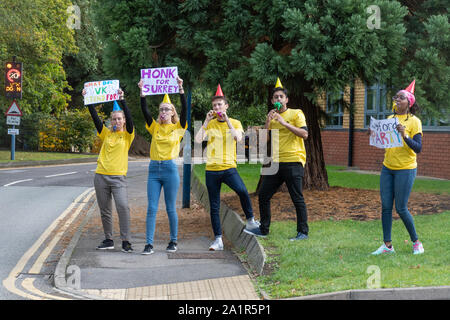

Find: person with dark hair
371;80;425;255
195;84;259;251
138;76;187;255
82;88;135;253
244;78;310;241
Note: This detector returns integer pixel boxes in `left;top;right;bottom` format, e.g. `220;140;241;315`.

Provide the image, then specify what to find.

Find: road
0;160;150;299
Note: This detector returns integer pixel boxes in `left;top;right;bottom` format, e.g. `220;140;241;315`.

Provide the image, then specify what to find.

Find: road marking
3;179;33;187
45;172;77;178
2;187;94;300
21;278;69;300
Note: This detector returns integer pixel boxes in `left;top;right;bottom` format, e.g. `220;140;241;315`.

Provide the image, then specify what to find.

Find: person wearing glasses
138;77;187;255
371;80;425;255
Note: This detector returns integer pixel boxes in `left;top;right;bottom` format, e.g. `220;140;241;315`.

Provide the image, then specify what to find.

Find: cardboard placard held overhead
140;66;178;96
84;80;120;105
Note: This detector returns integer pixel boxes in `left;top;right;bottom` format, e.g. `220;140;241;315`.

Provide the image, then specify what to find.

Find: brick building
318;79;450;180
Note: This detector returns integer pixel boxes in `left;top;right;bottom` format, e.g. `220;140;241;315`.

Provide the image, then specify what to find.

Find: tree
92;0;449;191
0;0;77;115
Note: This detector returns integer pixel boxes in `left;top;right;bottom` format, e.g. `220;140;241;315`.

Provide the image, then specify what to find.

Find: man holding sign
370;80;425;256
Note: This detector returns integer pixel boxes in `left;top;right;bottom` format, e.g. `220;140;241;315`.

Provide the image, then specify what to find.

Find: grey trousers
94;173;131;242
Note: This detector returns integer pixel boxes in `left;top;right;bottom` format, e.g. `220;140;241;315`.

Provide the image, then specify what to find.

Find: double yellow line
2;187;95;300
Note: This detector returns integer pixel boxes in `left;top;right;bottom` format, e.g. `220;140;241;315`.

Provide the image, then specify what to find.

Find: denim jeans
258;162;308;235
205;168;254;237
146;160;179;245
380;165;418;242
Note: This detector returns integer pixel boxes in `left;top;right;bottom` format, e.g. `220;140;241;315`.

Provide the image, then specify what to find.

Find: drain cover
168;252;227;259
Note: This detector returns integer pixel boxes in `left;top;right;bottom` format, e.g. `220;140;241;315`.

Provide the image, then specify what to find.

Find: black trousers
258;162;308;235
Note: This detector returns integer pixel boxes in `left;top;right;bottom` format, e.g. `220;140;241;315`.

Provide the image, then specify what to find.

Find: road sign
5;100;22;116
5;60;23;99
7;116;21;125
8;128;19;135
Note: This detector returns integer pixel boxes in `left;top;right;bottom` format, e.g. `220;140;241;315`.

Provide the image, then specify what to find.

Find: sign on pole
8;128;19;135
7;116;20;125
5;100;23;116
5;60;23;99
83;80;120;105
140;66;178;96
369;116;403;149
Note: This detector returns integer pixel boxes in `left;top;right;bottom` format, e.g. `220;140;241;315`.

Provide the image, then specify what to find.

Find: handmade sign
84;80;120;105
140;66;178;96
369;117;403;149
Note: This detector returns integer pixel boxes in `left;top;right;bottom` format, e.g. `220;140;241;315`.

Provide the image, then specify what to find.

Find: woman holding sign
371;80;424;255
82;88;135;253
138;76;187;255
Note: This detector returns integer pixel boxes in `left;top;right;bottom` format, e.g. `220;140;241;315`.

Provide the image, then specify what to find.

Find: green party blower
274;102;282;111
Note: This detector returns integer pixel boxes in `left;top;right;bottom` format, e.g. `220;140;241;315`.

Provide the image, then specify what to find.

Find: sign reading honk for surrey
369;117;403;149
84;80;120;105
140;66;178;96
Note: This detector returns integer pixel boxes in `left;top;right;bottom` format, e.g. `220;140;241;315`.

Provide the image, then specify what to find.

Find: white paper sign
84;80;120;105
140;66;178;96
369;117;403;149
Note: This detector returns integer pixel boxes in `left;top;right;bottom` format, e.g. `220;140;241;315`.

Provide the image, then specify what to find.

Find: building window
421;109;450;130
364;83;392;127
326;92;344;127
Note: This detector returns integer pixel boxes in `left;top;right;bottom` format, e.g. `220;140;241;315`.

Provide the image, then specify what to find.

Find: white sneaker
413;241;424;255
246;218;260;230
209;237;223;251
371;243;395;255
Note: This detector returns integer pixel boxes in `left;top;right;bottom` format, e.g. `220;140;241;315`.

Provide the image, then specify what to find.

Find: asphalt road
0;160;150;299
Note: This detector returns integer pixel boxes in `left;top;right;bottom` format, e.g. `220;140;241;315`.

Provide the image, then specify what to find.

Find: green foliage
21;108;100;152
0;0;77;115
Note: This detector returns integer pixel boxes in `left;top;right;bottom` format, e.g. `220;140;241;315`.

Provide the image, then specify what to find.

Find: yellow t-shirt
96;126;135;176
383;114;422;170
269;108;307;165
205;118;243;171
146;121;187;160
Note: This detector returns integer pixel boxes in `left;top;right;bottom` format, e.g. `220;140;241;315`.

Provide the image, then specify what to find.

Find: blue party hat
113;100;122;112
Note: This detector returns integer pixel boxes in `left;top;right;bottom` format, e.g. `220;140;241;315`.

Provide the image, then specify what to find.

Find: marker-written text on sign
369;116;403;149
140;67;178;96
84;80;120;105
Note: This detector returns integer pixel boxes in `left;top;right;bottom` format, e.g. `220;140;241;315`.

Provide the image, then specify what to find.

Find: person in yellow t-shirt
83;88;135;253
195;88;259;251
138;77;187;255
371;81;425;256
244;84;310;241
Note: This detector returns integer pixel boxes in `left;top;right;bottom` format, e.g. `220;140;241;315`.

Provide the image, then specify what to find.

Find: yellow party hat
275;77;283;88
162;93;171;104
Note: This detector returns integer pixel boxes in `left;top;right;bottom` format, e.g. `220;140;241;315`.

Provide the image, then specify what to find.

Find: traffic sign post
5;99;23;161
4;57;23;161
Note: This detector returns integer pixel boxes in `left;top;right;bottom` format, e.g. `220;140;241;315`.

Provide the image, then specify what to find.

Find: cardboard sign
369;117;403;149
84;80;120;105
140;66;178;96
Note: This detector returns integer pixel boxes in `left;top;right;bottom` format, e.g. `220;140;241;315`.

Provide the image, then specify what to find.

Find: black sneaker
121;241;134;253
96;239;114;250
141;244;154;255
166;241;177;253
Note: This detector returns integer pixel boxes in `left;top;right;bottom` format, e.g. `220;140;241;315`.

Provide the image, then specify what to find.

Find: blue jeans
205;168;254;237
146;160;179;244
380;165;418;242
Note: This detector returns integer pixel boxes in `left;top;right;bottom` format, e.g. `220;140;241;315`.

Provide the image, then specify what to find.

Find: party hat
113;100;122;111
404;79;415;94
215;84;224;97
275;77;283;88
162;93;171;104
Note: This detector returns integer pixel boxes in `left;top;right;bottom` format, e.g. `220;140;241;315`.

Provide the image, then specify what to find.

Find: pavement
52;158;261;300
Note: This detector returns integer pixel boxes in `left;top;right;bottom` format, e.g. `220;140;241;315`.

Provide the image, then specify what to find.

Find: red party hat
404;79;415;94
215;84;224;97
